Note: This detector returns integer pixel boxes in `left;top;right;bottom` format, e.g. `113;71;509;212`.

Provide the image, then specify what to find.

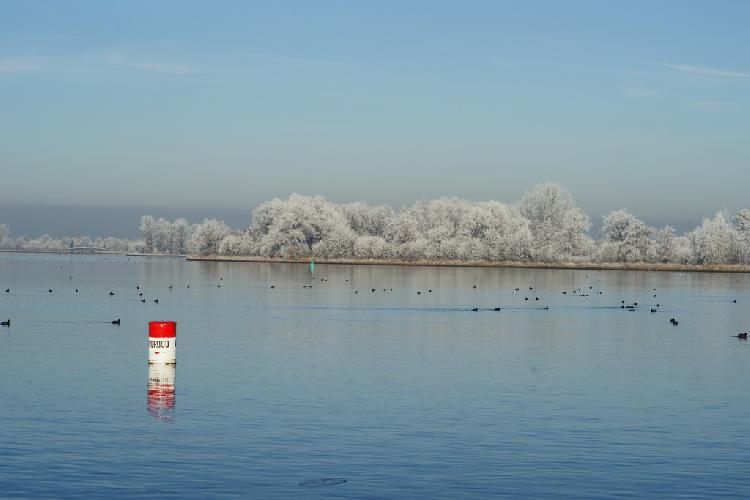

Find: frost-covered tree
689;211;740;264
599;210;654;262
518;183;591;261
188;219;232;256
341;202;395;236
653;226;677;263
140;215;156;253
251;194;350;258
139;216;190;254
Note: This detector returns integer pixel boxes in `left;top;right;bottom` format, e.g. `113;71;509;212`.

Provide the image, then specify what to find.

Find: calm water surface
1;253;750;498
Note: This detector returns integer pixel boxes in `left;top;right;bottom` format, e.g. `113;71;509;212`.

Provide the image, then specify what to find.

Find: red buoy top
149;321;176;338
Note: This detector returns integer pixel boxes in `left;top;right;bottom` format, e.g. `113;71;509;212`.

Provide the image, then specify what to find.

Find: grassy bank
185;255;750;274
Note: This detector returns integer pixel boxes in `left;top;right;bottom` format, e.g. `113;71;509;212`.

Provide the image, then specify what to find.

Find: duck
154;299;159;304
75;289;78;293
1;319;9;326
736;332;748;339
650;308;657;313
270;285;275;289
138;292;143;296
670;318;679;326
141;299;146;303
494;307;501;311
472;307;479;312
169;285;173;290
543;306;549;310
108;291;115;296
111;319;120;325
4;288;9;293
48;289;53;293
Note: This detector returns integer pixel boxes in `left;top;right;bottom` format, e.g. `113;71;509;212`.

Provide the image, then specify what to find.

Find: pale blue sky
1;1;749;234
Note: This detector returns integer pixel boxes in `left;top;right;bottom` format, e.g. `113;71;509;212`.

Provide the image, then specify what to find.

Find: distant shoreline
0;249;128;256
185;255;750;274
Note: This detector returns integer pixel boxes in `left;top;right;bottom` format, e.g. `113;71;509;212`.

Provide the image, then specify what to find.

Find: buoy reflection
147;364;175;421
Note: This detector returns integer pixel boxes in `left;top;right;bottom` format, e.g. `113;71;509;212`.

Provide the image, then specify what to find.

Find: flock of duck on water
2;267;748;339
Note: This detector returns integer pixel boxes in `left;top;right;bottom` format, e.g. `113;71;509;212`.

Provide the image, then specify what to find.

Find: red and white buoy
148;321;176;365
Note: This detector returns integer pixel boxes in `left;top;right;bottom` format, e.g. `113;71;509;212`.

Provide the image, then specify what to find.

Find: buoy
148;321;176;365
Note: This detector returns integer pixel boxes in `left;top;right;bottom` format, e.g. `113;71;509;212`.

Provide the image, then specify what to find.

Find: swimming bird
525;297;529;301
733;299;737;303
111;319;120;325
535;297;540;301
670;318;678;326
169;285;173;290
49;289;52;293
5;288;9;293
494;307;501;311
428;289;432;293
736;332;748;339
472;307;478;312
75;289;78;293
1;319;9;326
136;286;140;290
371;289;376;292
141;299;146;303
473;285;477;289
270;285;275;289
544;306;549;310
109;291;115;296
354;290;359;294
651;308;657;313
154;299;159;304
417;291;421;295
138;292;143;296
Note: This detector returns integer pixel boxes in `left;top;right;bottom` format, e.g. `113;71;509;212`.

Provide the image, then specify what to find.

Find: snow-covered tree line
3;183;750;264
184;184;750;265
0;223;140;253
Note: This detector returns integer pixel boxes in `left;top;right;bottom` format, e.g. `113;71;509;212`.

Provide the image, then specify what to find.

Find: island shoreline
185;255;750;274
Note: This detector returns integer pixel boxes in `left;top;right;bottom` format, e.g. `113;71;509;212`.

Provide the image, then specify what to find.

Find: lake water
1;253;750;498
